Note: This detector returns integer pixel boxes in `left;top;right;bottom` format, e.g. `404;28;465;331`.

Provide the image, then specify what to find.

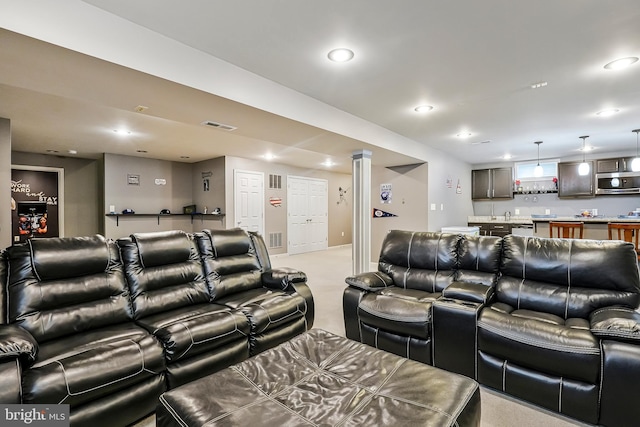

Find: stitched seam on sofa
356;292;364;342
27;240;41;282
405;335;410;359
597;340;604;414
477;322;600;354
158;394;189;427
592;306;635;317
591;329;640;339
559;377;563;412
375;327;379;349
407;232;415;270
565;241;573;319
359;305;428;323
54;339;150;404
502;360;507;392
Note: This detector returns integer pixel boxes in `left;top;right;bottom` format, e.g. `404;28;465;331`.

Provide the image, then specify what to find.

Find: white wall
103;154;194;239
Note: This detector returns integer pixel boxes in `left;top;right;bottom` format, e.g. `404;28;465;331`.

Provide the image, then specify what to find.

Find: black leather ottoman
157;329;480;426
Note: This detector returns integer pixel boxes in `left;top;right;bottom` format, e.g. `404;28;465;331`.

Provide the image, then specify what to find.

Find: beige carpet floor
135;244;591;426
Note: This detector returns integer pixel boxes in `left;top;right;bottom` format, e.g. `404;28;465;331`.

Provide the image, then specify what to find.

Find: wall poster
10;165;64;243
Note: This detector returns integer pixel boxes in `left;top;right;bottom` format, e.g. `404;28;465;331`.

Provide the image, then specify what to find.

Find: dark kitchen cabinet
471;168;513;200
558;161;594;198
597;157;637;173
468;222;512;237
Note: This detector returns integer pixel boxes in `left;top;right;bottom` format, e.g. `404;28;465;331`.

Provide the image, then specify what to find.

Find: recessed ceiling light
262;153;276;161
414;105;434;113
604;57;639;70
596;108;620;117
46;149;58;153
113;129;131;135
327;48;354;62
180;156;190;159
530;81;548;89
68;149;77;155
579;146;595;152
322;160;335;167
502;154;513;160
136;150;148;153
456;132;472;139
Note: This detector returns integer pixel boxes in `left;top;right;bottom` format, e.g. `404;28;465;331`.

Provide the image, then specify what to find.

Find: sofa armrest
262;267;307;291
442;281;494;304
590;307;640;343
0;324;38;365
345;272;394;292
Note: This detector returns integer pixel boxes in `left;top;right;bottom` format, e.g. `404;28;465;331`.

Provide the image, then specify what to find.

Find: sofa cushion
119;231;210;319
218;289;308;335
498;235;640;318
6;236;131;342
22;323;165;406
456;234;502;287
135;303;250;362
478;304;600;384
195;229;264;300
378;230;459;293
132;230;193;268
358;290;439;340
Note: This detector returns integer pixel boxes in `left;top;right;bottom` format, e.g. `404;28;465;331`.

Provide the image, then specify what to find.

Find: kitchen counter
467;215;533;224
530;216;640;223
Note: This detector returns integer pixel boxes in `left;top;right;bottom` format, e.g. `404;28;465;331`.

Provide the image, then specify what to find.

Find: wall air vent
201;120;237;131
471;140;491;145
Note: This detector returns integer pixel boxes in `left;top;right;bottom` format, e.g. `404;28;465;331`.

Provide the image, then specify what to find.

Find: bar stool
608;223;640;261
549;221;584;239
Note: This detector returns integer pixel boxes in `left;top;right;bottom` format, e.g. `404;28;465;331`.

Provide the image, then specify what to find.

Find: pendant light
578;135;590;176
632;129;640;172
533;141;544;177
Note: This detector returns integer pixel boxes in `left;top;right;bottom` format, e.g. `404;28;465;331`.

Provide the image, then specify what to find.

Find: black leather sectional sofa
344;230;640;427
0;228;313;426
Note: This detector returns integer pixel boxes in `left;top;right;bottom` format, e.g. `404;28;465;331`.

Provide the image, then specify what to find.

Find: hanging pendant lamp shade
631;129;640;172
578;136;590;176
533;141;544;177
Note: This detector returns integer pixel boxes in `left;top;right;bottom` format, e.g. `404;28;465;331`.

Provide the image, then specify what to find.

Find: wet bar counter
532;216;640;239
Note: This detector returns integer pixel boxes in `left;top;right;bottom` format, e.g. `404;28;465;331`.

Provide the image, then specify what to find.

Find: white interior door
288;176;327;254
234;169;264;235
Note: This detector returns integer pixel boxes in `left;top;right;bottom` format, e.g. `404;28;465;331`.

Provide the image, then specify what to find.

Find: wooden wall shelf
106;213;225;226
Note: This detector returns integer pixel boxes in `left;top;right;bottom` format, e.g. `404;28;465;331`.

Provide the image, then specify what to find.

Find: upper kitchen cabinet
558;161;594;198
596;157;636;173
472;168;513;200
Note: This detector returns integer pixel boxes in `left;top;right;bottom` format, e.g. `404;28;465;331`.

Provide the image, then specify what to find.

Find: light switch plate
430;203;436;211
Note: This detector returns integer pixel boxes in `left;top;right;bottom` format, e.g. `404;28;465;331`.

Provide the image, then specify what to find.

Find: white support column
352;150;372;275
0;118;11;249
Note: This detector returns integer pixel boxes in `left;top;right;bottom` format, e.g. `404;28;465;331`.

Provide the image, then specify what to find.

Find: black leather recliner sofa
344;230;640;426
0;228;313;426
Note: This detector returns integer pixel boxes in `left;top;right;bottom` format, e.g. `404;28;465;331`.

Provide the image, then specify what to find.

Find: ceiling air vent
201;120;237;131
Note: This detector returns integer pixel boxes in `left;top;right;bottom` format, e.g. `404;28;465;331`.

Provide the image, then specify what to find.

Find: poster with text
11;169;60;243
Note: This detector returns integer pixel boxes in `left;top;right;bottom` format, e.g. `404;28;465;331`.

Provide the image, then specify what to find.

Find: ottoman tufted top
157;329;480;426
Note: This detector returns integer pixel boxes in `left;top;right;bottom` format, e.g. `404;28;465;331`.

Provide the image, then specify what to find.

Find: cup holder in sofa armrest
262;268;307;290
0;325;38;365
442;281;494;304
345;271;394;292
590;307;640;344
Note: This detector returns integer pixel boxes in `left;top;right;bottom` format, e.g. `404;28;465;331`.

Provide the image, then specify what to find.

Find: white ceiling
2;1;640;172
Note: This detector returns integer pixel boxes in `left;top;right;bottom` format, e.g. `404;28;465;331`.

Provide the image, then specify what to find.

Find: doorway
234;169;264;235
287;176;328;255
